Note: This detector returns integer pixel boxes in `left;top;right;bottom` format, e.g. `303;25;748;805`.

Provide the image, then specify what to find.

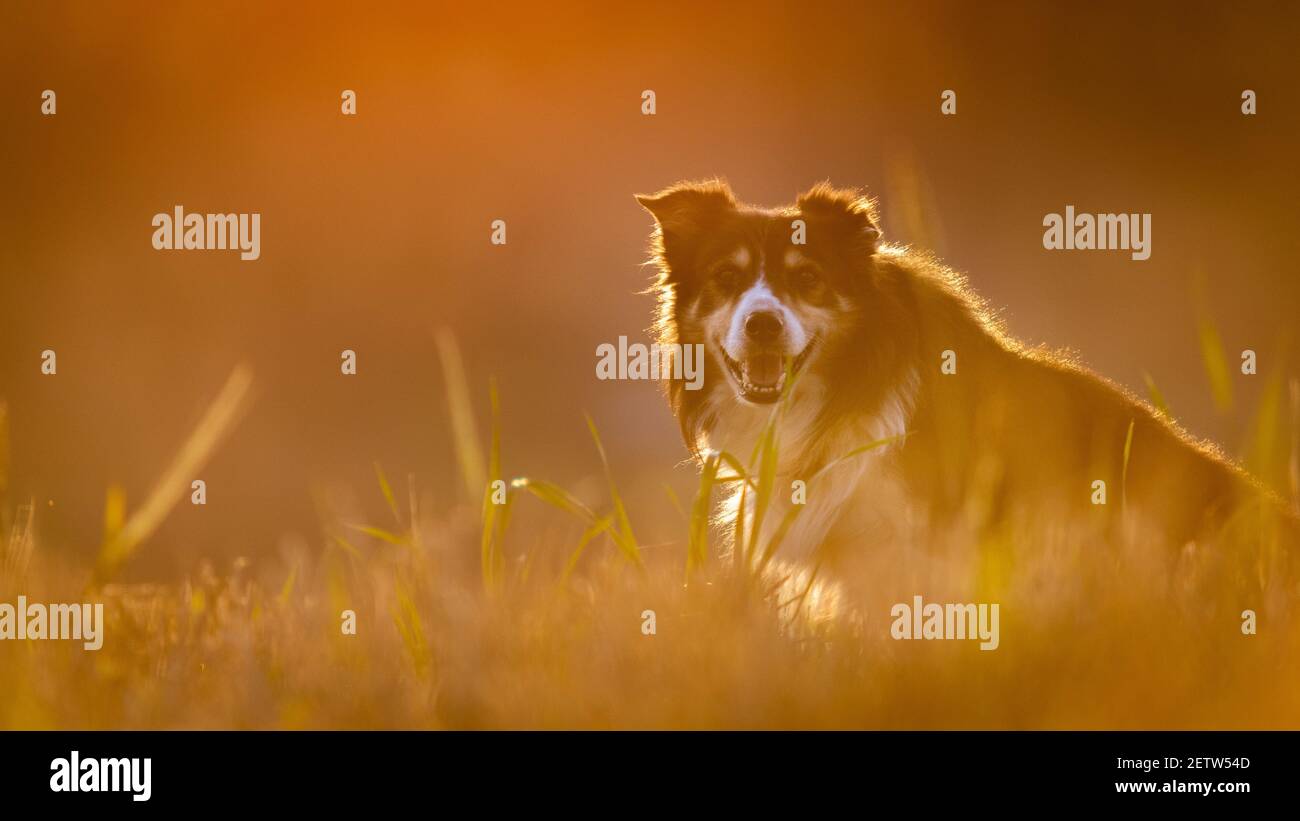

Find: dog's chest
760;449;911;562
703;378;919;561
713;427;912;563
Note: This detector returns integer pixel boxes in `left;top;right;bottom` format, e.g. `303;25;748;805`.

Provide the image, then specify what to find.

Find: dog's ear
636;181;738;281
636;180;737;264
795;182;881;253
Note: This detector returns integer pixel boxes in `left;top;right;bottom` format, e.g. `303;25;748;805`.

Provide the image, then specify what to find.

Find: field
1;321;1298;730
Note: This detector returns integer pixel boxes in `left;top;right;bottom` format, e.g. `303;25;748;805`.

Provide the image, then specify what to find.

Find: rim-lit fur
638;180;1299;565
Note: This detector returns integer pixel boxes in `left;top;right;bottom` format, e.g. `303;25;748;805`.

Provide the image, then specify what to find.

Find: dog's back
638;180;1299;585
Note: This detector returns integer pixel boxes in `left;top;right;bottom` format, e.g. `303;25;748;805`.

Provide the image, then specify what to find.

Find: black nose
744;311;783;343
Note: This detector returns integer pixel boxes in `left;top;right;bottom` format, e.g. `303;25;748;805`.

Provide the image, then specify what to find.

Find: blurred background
2;0;1297;579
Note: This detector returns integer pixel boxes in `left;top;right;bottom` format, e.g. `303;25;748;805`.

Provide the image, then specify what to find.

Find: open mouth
719;340;815;404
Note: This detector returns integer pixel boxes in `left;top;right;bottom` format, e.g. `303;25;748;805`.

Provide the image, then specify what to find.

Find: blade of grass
1121;418;1135;516
480;378;506;591
1142;371;1172;420
585;415;641;565
664;483;686;522
435;327;485;501
373;462;400;527
758;434;905;572
102;484;126;548
688;451;723;574
330;534;364;560
393;582;431;678
1192;273;1233;413
744;357;812;571
3;501;34;580
712;450;755;488
511;477;598;522
885;145;945;255
746;415;780;569
733;476;749;567
806;434;909;484
685;448;751;576
561;514;613;583
1197;318;1234;414
407;472;423;550
97;364;253;581
1290;377;1299;511
278;562;298;606
349;524;408;546
1243;368;1284;491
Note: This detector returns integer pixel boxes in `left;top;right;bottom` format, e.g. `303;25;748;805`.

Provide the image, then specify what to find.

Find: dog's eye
712;267;739;288
791;267;821;289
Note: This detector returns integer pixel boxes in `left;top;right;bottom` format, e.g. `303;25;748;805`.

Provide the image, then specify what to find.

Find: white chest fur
702;369;918;563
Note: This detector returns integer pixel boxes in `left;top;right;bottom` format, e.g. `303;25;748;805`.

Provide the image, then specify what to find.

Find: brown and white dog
636;180;1297;573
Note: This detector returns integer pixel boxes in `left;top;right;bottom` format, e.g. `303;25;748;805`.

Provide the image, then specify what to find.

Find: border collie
636;180;1297;570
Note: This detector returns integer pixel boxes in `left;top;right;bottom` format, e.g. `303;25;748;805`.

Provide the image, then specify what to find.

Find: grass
2;311;1299;728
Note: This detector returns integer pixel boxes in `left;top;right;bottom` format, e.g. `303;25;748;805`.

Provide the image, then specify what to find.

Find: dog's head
638;180;911;452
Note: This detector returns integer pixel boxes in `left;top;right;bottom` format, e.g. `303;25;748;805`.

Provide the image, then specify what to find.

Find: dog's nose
744;311;783;343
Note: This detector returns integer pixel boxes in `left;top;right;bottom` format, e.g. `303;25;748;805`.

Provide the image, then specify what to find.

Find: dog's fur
637;180;1298;568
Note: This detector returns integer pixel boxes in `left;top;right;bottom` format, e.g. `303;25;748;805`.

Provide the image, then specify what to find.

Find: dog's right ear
635;180;737;262
795;182;882;254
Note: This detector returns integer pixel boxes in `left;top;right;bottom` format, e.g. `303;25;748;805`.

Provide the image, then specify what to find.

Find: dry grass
2;318;1298;728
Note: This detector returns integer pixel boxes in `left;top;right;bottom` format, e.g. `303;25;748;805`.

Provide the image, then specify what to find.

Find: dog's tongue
744;353;784;387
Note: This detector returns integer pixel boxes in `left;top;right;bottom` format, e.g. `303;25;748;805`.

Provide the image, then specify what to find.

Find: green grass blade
480;378;505;591
511;477;598;523
435;327;486;501
585;415;641;564
664;483;686;522
562;514;613;583
688;451;724;574
330;534;364;559
733;476;749;566
1290;377;1299;511
1244;369;1284;490
1121;418;1135;515
1192;275;1233;414
746;418;780;569
805;434;908;485
392;582;431;678
97;364;253;581
746;357;812;569
373;462;400;527
758;434;904;570
1142;371;1172;420
1197;318;1234;413
349;524;408;546
712;450;755;488
758;504;804;571
278;562;298;605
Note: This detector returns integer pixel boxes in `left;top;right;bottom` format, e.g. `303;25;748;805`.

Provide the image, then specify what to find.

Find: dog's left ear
636;180;738;277
636;180;736;239
795;182;881;252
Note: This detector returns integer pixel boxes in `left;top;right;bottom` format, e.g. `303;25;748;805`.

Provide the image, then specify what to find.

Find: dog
636;180;1298;577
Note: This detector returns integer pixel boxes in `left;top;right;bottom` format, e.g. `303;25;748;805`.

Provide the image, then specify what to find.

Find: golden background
0;2;1297;728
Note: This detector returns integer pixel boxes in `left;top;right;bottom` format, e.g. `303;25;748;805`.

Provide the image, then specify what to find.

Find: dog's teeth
735;359;789;398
